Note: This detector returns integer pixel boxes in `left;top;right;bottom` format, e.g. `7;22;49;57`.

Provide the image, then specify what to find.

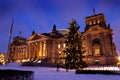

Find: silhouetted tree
64;19;87;71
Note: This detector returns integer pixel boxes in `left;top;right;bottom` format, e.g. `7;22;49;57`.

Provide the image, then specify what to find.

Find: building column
43;42;46;57
41;42;43;58
28;44;31;60
38;42;42;58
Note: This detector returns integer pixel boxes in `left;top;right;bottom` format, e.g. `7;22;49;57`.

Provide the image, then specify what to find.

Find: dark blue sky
0;0;120;54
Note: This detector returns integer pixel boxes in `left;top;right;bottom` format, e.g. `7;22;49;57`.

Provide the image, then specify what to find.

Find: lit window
63;43;66;48
58;51;61;53
82;43;85;47
97;20;100;23
58;44;61;48
90;21;92;25
93;20;96;24
94;48;100;56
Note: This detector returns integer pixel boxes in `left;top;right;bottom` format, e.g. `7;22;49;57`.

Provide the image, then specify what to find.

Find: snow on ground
0;63;120;80
83;66;120;71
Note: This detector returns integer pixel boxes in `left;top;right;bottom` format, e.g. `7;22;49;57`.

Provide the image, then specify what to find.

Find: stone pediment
31;34;41;40
28;33;47;41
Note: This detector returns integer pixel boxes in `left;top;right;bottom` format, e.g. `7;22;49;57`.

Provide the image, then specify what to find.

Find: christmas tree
64;19;87;70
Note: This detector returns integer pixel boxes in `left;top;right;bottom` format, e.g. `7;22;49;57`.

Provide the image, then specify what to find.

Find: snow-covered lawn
0;63;120;80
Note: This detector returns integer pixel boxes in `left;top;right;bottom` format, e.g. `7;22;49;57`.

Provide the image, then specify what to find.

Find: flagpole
6;19;14;65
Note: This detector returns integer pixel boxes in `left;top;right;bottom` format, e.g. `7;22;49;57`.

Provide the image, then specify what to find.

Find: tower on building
83;13;118;65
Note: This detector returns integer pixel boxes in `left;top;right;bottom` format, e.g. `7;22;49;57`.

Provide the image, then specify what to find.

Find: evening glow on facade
0;1;119;68
6;13;118;67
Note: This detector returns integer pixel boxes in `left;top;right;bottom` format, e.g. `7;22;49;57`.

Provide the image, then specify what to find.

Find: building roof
13;36;26;40
11;36;27;46
42;32;64;38
85;13;104;19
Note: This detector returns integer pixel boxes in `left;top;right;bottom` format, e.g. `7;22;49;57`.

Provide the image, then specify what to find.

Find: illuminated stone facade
27;25;66;63
83;13;118;65
10;13;118;65
9;36;27;62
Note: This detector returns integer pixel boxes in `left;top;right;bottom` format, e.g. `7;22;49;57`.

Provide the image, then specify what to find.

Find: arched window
92;38;100;45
